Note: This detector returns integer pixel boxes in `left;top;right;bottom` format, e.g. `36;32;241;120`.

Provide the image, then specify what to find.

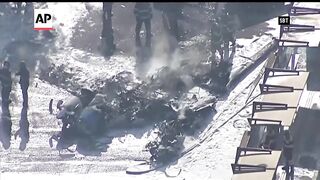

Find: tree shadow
288;107;320;170
306;47;320;91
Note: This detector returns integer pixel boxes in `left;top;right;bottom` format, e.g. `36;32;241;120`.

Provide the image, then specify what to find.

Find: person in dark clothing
165;3;182;41
102;2;112;22
16;61;30;108
101;2;115;57
210;19;224;71
282;130;294;180
0;61;12;112
219;8;236;60
134;3;153;47
154;3;182;41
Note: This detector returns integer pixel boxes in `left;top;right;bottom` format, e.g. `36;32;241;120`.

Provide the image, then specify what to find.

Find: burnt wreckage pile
145;103;215;164
49;69;216;158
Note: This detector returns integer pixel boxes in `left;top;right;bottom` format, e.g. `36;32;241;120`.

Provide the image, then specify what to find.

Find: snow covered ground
1;2;318;180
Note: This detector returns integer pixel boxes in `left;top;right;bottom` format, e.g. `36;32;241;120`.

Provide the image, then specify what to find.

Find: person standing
220;8;236;62
0;61;12;112
210;18;224;71
16;61;30;108
134;3;153;48
101;2;115;56
154;3;182;41
282;130;294;180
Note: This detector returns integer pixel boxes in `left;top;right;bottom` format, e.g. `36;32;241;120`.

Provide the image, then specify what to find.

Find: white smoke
146;32;181;76
144;31;207;77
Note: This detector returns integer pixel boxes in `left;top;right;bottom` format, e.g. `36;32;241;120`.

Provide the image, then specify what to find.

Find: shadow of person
14;107;29;151
0;107;12;150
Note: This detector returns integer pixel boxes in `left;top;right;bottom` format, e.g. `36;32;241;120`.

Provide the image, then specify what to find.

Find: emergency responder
103;2;112;20
210;18;224;71
220;8;236;61
134;3;153;48
0;61;12;111
282;130;294;179
165;3;182;41
154;3;182;41
101;2;115;56
16;61;30;108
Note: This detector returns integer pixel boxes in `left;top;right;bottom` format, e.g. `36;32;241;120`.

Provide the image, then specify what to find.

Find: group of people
0;60;30;150
102;3;237;68
101;3;183;56
134;3;184;48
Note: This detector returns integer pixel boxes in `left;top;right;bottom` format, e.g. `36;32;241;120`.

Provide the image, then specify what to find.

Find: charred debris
45;63;217;160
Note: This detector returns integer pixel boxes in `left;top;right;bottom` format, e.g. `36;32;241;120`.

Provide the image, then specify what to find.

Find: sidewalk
282;3;320;47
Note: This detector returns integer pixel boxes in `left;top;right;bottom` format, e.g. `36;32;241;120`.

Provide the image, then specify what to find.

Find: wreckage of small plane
48;70;217;155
